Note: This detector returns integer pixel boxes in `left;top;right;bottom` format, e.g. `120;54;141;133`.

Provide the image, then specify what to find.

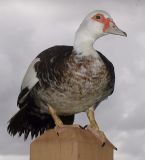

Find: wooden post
30;127;114;160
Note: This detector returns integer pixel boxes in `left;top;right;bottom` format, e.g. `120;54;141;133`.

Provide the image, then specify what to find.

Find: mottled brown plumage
32;46;114;115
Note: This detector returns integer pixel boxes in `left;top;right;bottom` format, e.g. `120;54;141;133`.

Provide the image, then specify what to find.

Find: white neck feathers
73;24;102;57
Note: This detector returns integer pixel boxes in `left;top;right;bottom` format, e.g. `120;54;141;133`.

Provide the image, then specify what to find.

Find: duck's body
30;46;114;115
8;10;126;141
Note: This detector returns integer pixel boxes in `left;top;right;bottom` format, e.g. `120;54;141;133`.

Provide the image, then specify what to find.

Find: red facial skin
91;14;114;32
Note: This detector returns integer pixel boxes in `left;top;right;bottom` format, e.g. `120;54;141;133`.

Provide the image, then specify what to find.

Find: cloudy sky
0;0;145;159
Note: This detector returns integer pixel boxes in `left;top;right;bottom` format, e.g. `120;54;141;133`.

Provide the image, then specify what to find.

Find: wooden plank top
30;127;114;160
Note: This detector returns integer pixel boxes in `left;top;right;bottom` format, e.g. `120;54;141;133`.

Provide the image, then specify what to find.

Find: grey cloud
0;0;145;160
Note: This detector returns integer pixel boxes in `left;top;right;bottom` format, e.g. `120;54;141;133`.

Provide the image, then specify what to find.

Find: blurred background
0;0;145;159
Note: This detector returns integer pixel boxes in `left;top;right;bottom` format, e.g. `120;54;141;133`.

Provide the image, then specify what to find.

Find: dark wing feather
35;45;73;86
8;45;75;139
97;50;115;94
8;104;74;140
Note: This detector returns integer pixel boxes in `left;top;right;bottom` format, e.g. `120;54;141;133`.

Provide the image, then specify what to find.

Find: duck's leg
48;105;63;127
48;105;82;134
86;107;117;150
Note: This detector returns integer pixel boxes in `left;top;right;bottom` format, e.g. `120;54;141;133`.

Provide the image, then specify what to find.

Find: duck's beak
106;21;127;37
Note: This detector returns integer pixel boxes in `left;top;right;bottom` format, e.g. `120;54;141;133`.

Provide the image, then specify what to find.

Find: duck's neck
73;27;101;57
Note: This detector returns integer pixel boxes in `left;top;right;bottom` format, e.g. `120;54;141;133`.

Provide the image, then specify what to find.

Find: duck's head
80;10;127;36
78;10;127;39
74;10;127;56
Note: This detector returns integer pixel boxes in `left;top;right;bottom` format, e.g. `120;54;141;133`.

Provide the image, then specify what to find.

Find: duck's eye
96;15;101;19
